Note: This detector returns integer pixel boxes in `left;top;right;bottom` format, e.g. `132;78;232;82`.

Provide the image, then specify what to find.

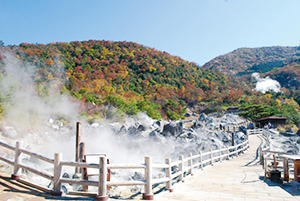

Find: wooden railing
259;129;300;183
0;136;249;200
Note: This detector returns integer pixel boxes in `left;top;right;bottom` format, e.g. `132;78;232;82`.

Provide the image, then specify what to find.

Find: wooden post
179;155;184;182
51;153;62;196
82;155;88;192
79;142;85;173
231;133;234;146
294;160;300;182
96;156;108;201
75;122;82;173
107;159;110;191
210;149;213;165
198;151;203;170
165;158;173;192
226;146;230;160
188;153;193;175
12;141;22;180
143;156;153;200
264;157;267;180
283;157;289;181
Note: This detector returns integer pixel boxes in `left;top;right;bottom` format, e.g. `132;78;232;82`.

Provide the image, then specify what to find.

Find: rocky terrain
0;111;248;195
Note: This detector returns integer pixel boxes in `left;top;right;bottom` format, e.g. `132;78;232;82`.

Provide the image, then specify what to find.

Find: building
254;116;287;128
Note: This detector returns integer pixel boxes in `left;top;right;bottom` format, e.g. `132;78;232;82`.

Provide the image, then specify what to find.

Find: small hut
254;116;287;128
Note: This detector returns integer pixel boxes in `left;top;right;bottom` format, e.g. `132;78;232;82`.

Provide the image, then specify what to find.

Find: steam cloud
252;72;281;94
0;51;174;165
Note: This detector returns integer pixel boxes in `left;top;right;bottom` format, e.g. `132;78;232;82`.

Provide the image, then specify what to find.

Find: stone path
0;134;300;200
154;134;300;201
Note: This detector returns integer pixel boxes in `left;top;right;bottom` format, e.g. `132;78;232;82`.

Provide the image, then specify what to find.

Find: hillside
0;40;247;120
202;46;300;76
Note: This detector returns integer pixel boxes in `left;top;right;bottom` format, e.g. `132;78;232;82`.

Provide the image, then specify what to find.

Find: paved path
1;134;300;201
154;134;300;201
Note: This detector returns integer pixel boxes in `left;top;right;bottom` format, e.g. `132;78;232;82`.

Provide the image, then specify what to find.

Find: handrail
0;123;250;200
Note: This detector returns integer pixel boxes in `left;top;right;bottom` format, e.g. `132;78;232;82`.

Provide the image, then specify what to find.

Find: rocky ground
0;111;248;196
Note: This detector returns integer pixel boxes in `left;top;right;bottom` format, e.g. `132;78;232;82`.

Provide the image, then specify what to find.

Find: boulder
162;121;183;137
297;129;300;136
199;113;207;121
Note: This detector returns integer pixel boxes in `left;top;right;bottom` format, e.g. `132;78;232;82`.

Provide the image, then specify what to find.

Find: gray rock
162;121;183;137
199;113;207;121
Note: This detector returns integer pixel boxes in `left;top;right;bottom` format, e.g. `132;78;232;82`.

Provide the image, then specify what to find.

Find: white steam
0;52;81;131
252;72;281;94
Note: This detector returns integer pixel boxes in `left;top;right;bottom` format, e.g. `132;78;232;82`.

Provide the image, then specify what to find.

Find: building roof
255;116;288;122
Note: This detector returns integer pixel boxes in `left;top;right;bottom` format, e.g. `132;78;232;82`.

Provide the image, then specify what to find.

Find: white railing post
235;145;238;157
198;151;203;170
51;153;63;196
165;158;173;192
143;156;153;200
226;146;230;160
188;153;193;175
12;141;22;180
219;148;222;162
179;155;184;182
241;143;244;154
96;156;108;201
210;149;213;165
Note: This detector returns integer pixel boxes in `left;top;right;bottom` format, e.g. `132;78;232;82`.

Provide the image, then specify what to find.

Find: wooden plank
19;164;53;181
0;141;15;151
60;178;98;186
107;180;146;186
0;156;14;166
152;177;169;184
19;149;54;164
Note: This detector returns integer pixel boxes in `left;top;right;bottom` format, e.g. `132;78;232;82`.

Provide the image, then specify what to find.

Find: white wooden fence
259;129;299;183
0;136;249;200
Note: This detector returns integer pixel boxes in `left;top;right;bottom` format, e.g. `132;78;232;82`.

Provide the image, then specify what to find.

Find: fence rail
0;121;251;200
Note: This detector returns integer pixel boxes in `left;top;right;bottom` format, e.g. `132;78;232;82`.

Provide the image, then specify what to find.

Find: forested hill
0;40;247;120
202;46;300;76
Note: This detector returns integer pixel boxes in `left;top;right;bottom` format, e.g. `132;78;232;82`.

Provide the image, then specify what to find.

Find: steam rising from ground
252;72;281;94
0;51;246;175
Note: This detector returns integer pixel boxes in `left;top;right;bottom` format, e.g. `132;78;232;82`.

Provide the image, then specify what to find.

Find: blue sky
1;0;300;65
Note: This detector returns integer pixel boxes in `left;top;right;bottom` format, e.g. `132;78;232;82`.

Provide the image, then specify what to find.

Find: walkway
154;134;300;201
0;134;300;200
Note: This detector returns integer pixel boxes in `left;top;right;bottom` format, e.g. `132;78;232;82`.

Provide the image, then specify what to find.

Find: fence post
235;145;238;157
219;148;222;162
79;142;85;173
283;157;289;181
264;157;267;180
198;151;203;170
226;146;230;160
188;153;193;175
96;156;108;201
241;143;245;154
210;149;213;166
12;141;22;180
143;156;153;200
75;122;82;174
51;153;62;196
165;158;173;192
179;155;184;182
